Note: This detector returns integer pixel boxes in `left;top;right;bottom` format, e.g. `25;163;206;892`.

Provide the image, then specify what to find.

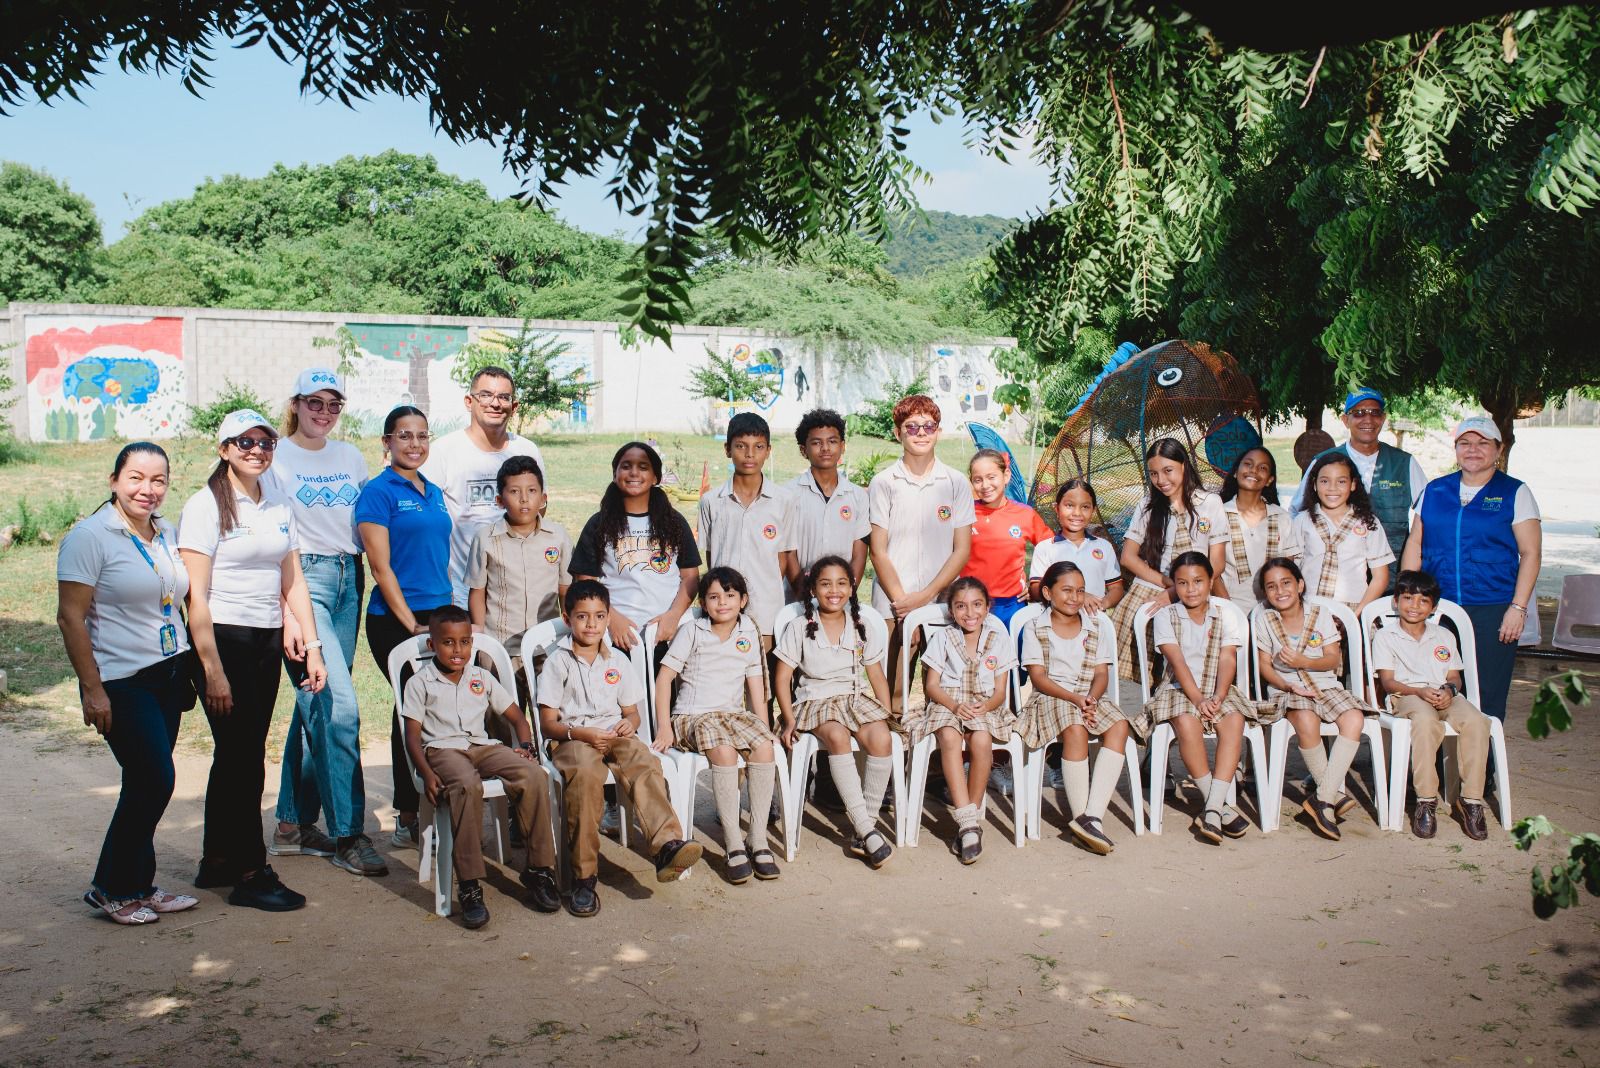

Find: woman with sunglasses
179;410;328;912
262;370;387;879
356;405;454;849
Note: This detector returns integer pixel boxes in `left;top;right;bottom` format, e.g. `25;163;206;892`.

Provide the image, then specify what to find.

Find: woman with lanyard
180;410;328;912
1402;416;1542;723
356;405;453;849
58;443;200;925
264;369;386;878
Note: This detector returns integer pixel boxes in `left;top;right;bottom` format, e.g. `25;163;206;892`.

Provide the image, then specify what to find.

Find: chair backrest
1007;602;1122;709
1359;595;1481;708
1246;595;1364;703
1134;597;1250;706
771;600;891;704
1554;573;1600;652
524;619;654;746
386;632;518;786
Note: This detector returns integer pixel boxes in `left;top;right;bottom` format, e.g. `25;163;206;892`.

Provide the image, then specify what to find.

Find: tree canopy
0;161;101;303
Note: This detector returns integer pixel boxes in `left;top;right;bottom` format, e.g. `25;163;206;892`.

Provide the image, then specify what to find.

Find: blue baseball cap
1343;388;1385;413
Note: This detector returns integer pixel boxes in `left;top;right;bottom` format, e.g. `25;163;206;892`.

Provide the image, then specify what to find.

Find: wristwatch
517;740;535;752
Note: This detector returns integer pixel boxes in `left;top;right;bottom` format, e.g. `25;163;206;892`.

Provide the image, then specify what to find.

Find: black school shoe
566;876;601;918
1220;812;1251;839
849;831;894;869
750;848;781;880
1302;798;1342;841
654;839;704;882
1194;811;1224;845
725;849;753;884
957;826;983;865
1070;815;1115;855
520;867;562;913
227;866;306;912
194;859;240;889
458;880;490;929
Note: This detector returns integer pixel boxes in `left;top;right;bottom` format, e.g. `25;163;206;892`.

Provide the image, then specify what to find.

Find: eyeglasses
388;431;431;444
1347;408;1385;420
230;436;277;453
472;390;515;406
900;422;940;436
301;397;345;414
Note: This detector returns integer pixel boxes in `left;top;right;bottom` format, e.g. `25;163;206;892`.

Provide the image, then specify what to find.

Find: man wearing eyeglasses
421;365;545;609
1290;388;1428;571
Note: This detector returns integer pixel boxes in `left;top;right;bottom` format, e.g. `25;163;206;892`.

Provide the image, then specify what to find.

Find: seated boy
402;606;562;928
1371;570;1491;841
537;580;703;917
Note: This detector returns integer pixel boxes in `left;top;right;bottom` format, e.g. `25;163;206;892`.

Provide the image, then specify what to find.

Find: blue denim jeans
275;553;367;837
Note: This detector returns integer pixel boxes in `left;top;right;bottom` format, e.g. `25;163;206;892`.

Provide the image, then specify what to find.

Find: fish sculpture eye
1156;366;1184;388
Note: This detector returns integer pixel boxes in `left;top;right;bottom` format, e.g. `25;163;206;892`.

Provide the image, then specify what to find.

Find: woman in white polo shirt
58;442;200;926
179;409;327;913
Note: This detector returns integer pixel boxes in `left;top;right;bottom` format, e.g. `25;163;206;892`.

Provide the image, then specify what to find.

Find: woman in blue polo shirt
1401;415;1542;722
356;405;453;847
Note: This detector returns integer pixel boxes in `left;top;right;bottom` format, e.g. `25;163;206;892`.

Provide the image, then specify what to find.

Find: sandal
142;888;199;914
84;889;159;926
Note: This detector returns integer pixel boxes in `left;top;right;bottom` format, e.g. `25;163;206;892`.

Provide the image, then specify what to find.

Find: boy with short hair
782;408;870;597
1371;570;1491;841
402;606;561;929
467;455;571;652
697;412;795;645
537;580;703;917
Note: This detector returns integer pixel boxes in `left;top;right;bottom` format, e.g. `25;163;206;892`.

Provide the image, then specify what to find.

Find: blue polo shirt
354;467;453;616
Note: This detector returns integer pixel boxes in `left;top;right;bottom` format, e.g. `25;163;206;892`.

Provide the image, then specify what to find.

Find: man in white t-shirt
420;365;545;607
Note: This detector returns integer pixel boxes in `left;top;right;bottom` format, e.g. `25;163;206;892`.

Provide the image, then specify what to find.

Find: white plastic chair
772;601;909;854
645;618;794;861
1360;597;1513;831
1135;598;1272;835
898;604;1029;848
1554;574;1600;655
1249;597;1388;831
1009;603;1145;840
386;633;560;918
521;621;683;881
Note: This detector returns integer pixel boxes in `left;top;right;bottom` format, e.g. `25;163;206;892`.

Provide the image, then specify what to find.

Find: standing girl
963;449;1052;628
1254;558;1370;840
652;568;781;884
355;405;453;849
904;577;1017;864
1017;562;1131;855
179;411;327;911
1215;447;1301;614
264;368;384;877
59;443;200;925
1293;453;1393;617
1028;479;1123;611
1131;552;1262;845
775;555;897;869
1109;439;1228;682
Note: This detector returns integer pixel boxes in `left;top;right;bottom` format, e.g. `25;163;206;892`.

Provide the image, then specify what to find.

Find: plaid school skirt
1018;692;1127;749
1130;684;1268;740
671;711;776;753
793;692;891;733
1109;581;1165;681
1263;683;1371;723
903;700;1018;745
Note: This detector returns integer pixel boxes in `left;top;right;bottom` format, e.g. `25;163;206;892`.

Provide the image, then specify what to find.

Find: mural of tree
350;323;467;415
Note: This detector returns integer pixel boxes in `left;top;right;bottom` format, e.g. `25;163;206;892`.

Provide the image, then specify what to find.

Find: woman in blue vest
1401;416;1542;722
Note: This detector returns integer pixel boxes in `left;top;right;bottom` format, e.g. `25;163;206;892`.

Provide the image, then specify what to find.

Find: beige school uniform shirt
867;459;976;616
402;660;516;750
536;636;644;731
1370;621;1464;691
1292;509;1395;604
698;478;795;635
921;617;1016;701
774;612;886;704
1020;613;1116;685
1218;499;1302;611
1122;491;1229;591
1256;608;1341;695
1151;602;1243;690
787;469;870;581
660;616;766;716
466;518;572;649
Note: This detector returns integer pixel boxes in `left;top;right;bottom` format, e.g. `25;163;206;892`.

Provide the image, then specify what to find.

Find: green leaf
1512;815;1557;851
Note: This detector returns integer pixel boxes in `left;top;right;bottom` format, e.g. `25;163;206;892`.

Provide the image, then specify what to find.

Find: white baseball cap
1452;415;1503;444
295;367;347;398
217;409;278;443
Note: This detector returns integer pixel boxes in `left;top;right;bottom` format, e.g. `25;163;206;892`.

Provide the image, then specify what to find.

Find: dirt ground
2;648;1597;1068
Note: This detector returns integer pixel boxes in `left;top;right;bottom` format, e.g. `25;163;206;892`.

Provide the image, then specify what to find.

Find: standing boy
401;606;561;929
782;408;870;597
697;412;795;647
466;455;571;658
422;365;544;608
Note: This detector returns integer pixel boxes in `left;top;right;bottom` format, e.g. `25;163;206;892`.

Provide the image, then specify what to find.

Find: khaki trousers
552;736;682;879
1391;694;1489;802
425;744;554;881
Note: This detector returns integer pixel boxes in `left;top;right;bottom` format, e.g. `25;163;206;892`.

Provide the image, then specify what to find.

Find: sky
2;44;1058;242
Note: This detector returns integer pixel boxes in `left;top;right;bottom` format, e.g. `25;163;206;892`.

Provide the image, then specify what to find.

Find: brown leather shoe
1410;798;1437;839
1454;798;1489;841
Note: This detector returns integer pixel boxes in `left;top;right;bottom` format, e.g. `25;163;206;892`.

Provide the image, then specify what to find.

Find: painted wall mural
475;326;596;429
343;323;469;436
25;315;187;441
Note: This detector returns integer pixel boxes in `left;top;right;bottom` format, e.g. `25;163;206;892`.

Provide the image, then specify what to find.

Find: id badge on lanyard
130;529;181;659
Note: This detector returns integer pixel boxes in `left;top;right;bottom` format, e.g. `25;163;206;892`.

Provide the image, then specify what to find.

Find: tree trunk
1477;384;1529;470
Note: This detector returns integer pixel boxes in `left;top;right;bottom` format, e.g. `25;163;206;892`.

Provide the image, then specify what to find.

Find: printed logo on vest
839;504;853;521
649;552;672;574
937;506;952;521
762;523;778;540
543;546;560;564
1007;525;1022;538
469;678;485;695
1480;496;1504;512
1432;645;1452;662
734;637;753;653
603;668;622;685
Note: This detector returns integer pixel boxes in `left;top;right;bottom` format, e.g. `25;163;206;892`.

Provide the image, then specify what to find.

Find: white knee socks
712;764;745;853
1084;748;1123;819
1300;744;1329;794
862;754;893;818
829;754;874;838
1062;758;1090;816
1194;774;1238;820
1318;737;1360;805
745;762;776;852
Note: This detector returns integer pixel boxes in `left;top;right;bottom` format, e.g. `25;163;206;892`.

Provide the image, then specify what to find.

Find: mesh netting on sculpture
1031;340;1264;542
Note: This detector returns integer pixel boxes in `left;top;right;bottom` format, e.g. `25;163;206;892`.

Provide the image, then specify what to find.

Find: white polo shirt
1028;533;1121;597
787;469;870;578
1122;491;1229;588
1151;601;1243;690
1020;612;1115;685
57;505;191;682
660;616;765;716
774;610;886;704
420;429;544;601
867;458;976;615
1371;621;1464;690
401;659;517;750
263;437;367;557
698;477;795;635
536;637;644;731
1292;509;1396;604
178;484;300;628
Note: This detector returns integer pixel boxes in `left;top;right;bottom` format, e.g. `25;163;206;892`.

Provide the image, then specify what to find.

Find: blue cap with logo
1342;387;1385;414
295;367;346;398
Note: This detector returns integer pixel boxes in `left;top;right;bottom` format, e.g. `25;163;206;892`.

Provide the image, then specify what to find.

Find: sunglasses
230;436;278;453
1347;408;1385;420
301;397;346;414
900;422;940;436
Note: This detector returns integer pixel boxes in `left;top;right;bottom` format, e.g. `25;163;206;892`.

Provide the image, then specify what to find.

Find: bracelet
304;639;324;649
1509;604;1528;614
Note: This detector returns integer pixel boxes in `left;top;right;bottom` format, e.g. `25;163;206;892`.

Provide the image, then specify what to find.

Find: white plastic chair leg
904;736;935;847
1383;717;1413;831
1363;721;1390;830
1489;718;1512;829
433;812;454;917
1123;743;1146;836
1244;727;1271;830
1147;723;1174;835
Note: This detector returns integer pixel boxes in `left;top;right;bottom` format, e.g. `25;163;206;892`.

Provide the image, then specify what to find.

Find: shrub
189;380;275;439
845;371;930;440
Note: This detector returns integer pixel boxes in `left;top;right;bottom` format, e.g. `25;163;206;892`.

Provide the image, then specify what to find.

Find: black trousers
365;608;441;816
202;624;283;875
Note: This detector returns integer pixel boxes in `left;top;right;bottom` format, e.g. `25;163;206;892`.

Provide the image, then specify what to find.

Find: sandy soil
3;638;1598;1068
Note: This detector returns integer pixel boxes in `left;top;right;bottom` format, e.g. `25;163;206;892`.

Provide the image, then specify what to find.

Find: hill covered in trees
880;210;1017;277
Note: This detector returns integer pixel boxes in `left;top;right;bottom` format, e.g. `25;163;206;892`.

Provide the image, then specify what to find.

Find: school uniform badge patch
983;654;998;670
735;637;753;653
1306;631;1323;647
1197;518;1212;534
1433;645;1452;662
543;546;561;563
1007;525;1022;538
603;668;622;685
937;506;952;521
1091;547;1105;560
469;678;485;695
762;523;778;540
839;505;853;520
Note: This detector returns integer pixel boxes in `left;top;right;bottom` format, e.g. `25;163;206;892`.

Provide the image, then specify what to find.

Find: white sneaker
989;764;1014;798
1042;763;1064;790
599;803;622;837
390;822;419;849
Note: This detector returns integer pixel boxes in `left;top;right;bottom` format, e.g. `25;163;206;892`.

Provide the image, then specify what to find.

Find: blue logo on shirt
296;483;359;508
